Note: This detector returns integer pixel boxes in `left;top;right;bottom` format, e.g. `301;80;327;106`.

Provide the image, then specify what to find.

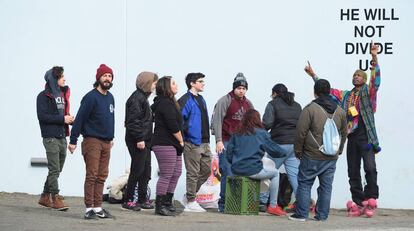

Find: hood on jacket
44;68;62;99
313;95;338;114
136;71;157;95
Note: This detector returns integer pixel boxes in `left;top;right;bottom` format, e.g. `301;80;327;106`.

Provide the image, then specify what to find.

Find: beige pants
183;142;212;202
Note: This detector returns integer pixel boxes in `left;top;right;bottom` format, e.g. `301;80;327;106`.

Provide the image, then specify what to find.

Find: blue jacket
70;89;115;145
178;91;209;145
226;128;287;176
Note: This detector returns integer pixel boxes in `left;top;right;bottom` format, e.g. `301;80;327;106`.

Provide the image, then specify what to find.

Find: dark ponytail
272;83;295;105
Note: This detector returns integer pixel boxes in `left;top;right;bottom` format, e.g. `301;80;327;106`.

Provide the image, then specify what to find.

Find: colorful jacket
314;64;381;152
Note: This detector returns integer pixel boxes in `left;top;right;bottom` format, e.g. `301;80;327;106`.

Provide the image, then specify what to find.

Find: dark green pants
42;137;67;194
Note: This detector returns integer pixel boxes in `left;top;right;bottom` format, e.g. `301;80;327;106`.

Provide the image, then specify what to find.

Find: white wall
0;0;413;209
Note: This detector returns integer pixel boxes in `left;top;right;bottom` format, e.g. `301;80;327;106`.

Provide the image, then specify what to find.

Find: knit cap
233;72;248;90
96;64;114;81
353;69;367;82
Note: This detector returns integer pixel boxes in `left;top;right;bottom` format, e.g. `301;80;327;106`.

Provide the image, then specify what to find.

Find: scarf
342;85;380;153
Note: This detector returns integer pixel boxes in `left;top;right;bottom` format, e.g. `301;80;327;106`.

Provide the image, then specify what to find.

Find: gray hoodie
44;69;64;117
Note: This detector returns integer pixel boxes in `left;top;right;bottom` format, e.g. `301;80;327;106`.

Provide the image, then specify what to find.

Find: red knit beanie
96;64;114;81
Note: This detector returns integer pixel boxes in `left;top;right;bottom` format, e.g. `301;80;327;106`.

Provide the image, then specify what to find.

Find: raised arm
304;61;318;82
369;41;381;112
305;61;347;104
370;41;378;67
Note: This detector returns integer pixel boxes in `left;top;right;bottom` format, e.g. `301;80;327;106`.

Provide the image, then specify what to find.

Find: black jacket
125;88;153;143
37;86;69;138
263;97;302;144
151;96;184;154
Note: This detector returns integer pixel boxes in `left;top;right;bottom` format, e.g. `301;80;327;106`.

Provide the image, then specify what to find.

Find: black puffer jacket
263;97;302;144
125;88;153;143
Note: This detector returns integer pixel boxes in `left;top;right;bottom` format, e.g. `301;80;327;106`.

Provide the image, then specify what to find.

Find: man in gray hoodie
211;73;254;212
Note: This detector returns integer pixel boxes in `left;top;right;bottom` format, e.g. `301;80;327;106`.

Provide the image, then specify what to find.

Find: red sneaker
268;205;287;216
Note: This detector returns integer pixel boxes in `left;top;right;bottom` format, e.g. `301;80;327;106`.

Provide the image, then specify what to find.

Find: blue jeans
260;144;299;204
250;166;279;207
295;155;337;220
218;142;231;212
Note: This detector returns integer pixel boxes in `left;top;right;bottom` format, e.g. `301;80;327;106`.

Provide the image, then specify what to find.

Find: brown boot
38;193;52;208
52;194;69;211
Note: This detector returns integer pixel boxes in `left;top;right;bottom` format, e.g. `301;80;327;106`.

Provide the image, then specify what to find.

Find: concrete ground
1;192;413;231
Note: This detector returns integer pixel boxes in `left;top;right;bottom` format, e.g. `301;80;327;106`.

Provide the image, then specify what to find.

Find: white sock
85;208;93;213
93;207;102;212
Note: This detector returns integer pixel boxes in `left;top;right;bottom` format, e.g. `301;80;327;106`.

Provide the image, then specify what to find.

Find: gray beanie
233;72;248;90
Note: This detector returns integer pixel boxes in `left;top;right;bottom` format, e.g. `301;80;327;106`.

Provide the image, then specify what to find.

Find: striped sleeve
369;64;381;112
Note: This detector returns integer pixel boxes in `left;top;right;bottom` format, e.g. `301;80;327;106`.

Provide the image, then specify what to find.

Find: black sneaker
288;213;306;222
84;210;98;220
96;208;115;219
259;203;267;213
139;201;155;209
312;216;327;222
122;202;141;211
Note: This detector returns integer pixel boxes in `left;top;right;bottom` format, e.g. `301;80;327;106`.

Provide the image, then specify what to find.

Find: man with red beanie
69;64;116;219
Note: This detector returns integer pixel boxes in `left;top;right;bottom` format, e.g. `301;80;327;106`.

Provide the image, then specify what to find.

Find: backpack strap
313;103;338;120
309;103;339;149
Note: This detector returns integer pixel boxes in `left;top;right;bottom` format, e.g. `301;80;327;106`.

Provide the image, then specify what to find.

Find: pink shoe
363;198;377;218
346;201;362;217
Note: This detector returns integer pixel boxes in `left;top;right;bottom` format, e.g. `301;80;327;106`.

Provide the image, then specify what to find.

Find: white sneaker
184;201;206;212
